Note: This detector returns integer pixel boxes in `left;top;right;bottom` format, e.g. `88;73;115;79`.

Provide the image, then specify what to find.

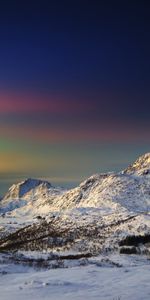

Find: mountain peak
3;178;52;200
123;152;150;175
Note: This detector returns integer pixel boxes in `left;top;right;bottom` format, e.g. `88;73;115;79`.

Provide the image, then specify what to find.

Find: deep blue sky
0;1;150;94
0;1;150;194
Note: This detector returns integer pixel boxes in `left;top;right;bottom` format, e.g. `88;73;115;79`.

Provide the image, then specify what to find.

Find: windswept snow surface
1;153;150;299
0;254;150;300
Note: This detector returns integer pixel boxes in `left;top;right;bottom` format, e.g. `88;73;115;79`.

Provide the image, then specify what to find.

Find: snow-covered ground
0;254;150;300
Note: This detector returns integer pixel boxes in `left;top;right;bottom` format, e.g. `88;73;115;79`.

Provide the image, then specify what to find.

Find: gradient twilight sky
0;1;150;195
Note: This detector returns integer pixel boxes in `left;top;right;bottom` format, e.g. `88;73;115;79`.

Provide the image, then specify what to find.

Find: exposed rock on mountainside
123;152;150;175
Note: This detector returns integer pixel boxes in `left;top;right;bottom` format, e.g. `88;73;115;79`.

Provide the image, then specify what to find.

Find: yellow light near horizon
0;151;71;174
0;152;54;173
0;152;34;172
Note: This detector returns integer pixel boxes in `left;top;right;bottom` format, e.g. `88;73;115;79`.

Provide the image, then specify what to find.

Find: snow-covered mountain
0;153;150;258
1;152;150;216
3;178;52;200
0;178;64;215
